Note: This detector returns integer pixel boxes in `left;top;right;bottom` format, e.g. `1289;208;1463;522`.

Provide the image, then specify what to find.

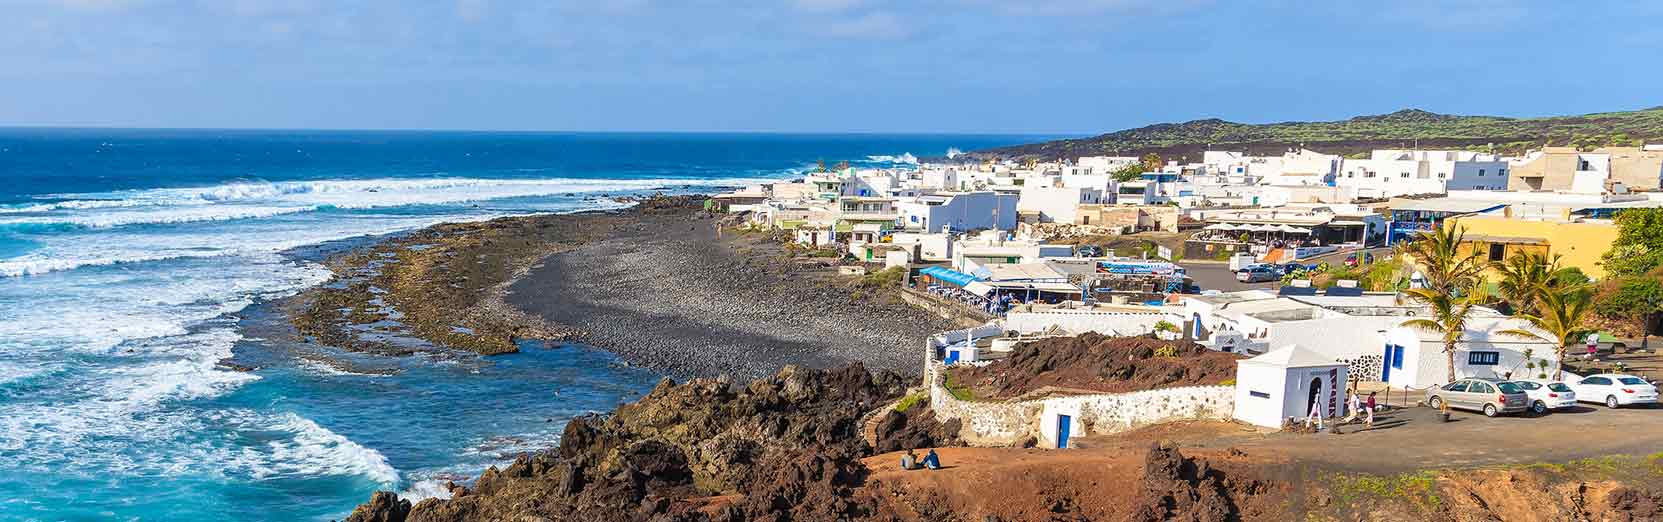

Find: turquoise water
0;130;1046;520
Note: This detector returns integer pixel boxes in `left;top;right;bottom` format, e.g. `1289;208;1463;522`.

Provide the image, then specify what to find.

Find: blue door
1057;414;1072;449
944;349;959;365
1381;344;1392;381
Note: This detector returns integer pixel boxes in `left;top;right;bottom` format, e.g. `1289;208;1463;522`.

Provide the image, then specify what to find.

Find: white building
897;191;1018;232
1017;186;1105;224
951;233;1074;272
1181;290;1558;389
889;232;955;262
1232;345;1351;429
1337;150;1509;198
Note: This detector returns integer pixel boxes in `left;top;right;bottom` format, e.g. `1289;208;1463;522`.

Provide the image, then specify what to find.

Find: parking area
1179;261;1281;292
1145;402;1663;474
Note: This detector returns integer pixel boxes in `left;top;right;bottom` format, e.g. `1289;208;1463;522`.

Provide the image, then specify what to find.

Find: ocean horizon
0;129;1050;521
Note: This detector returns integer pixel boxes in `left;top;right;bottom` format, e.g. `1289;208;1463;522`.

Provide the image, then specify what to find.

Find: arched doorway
1306;377;1323;417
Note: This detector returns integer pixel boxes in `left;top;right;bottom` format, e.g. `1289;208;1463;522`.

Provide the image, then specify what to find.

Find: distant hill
963;106;1663;162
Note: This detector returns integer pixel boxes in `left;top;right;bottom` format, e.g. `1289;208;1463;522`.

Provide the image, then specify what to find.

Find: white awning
964;281;995;296
1204;223;1237;231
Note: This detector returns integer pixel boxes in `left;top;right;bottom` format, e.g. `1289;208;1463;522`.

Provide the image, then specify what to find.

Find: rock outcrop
345;363;910;522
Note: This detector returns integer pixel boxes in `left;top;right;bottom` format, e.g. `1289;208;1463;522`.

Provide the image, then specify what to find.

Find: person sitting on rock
900;449;918;471
922;448;941;470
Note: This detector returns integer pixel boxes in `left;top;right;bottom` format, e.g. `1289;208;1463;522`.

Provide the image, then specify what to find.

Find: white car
1569;374;1659;409
1509;380;1577;414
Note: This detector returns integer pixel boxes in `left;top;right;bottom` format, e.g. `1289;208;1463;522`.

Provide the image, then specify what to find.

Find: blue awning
921;266;979;286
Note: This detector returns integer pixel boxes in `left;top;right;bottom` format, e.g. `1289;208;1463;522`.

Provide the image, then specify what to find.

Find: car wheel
1428;396;1442;409
1483;403;1498;417
1532;400;1547;415
1607;395;1621;409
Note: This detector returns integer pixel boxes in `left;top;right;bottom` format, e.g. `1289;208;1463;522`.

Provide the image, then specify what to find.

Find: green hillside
968;106;1663;162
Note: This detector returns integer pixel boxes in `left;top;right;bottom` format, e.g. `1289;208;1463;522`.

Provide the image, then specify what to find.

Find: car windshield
1496;382;1522;394
1619;377;1649;385
1547;383;1572;392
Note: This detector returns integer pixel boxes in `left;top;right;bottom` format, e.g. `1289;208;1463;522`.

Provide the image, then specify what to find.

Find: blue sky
1;0;1659;133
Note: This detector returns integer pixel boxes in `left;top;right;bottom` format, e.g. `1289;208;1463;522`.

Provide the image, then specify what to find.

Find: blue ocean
0;130;1044;521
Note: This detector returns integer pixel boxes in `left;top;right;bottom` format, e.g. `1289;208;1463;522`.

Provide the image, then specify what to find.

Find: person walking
1344;388;1361;423
1364;392;1377;427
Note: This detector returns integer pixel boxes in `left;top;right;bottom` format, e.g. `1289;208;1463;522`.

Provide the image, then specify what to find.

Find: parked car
1425;378;1530;417
1508;380;1577;414
1076;245;1104;258
1279;262;1308;276
1568;374;1659;408
1236;264;1279;283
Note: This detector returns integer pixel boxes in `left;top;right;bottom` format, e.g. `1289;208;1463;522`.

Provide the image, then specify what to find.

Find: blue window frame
1391;345;1404;370
1467;351;1500;366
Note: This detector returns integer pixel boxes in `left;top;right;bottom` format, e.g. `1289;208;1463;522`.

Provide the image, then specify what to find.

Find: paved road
1068;402;1663;475
1180;261;1280;293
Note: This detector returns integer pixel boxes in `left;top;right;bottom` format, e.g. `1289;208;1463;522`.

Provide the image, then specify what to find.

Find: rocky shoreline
286;194;956;381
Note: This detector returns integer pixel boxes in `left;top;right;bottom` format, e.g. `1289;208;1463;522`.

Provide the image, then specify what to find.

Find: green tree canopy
1602;209;1663;278
1111;163;1148;182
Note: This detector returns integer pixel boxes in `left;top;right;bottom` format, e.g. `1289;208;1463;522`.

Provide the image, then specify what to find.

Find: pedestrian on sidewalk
1365;392;1377;427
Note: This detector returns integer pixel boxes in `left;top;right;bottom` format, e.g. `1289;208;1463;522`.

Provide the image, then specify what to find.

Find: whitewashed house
1183;290;1557;388
896;191;1018;232
1017;186;1105;224
1232;345;1351;429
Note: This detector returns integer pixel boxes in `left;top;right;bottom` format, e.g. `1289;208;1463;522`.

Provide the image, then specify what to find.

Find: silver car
1426;378;1530;417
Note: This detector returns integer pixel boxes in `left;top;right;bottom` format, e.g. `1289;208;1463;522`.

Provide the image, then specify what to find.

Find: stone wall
1340;353;1385;382
898;287;991;328
926;361;1235;447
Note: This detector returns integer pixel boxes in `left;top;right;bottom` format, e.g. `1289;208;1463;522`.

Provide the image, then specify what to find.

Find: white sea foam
398;479;456;502
865;153;919;164
259;413;400;485
0;205;319;229
946;147;963;159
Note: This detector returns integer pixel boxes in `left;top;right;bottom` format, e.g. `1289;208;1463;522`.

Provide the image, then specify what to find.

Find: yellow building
1445;211;1619;279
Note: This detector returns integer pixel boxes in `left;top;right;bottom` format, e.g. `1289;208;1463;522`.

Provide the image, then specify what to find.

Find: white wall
1231;364;1285;428
1233;363;1350;429
1384;327;1560;388
1444;160;1510;191
1004;310;1166;336
891;232;954;261
1018;187;1103;223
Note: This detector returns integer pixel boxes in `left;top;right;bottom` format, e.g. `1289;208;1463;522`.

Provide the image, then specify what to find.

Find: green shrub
1153;320;1179;334
1595;276;1663;319
858;266;907;288
894;392;928;413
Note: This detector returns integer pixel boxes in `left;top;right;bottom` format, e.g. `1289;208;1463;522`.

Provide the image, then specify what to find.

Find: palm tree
1492;251;1559;316
1395;225;1488;296
1397;226;1489;383
1401;288;1486;384
1501;284;1597;381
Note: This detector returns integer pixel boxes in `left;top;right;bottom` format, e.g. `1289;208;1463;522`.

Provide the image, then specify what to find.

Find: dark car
1076;245;1104;258
1280;263;1307;276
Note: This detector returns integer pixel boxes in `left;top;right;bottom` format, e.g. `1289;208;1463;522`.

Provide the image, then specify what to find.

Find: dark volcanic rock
871;404;961;454
346;363;906;522
1131;445;1239;522
951;333;1243;400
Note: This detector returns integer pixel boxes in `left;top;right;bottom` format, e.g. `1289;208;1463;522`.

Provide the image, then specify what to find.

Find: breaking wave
864;153;919;164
